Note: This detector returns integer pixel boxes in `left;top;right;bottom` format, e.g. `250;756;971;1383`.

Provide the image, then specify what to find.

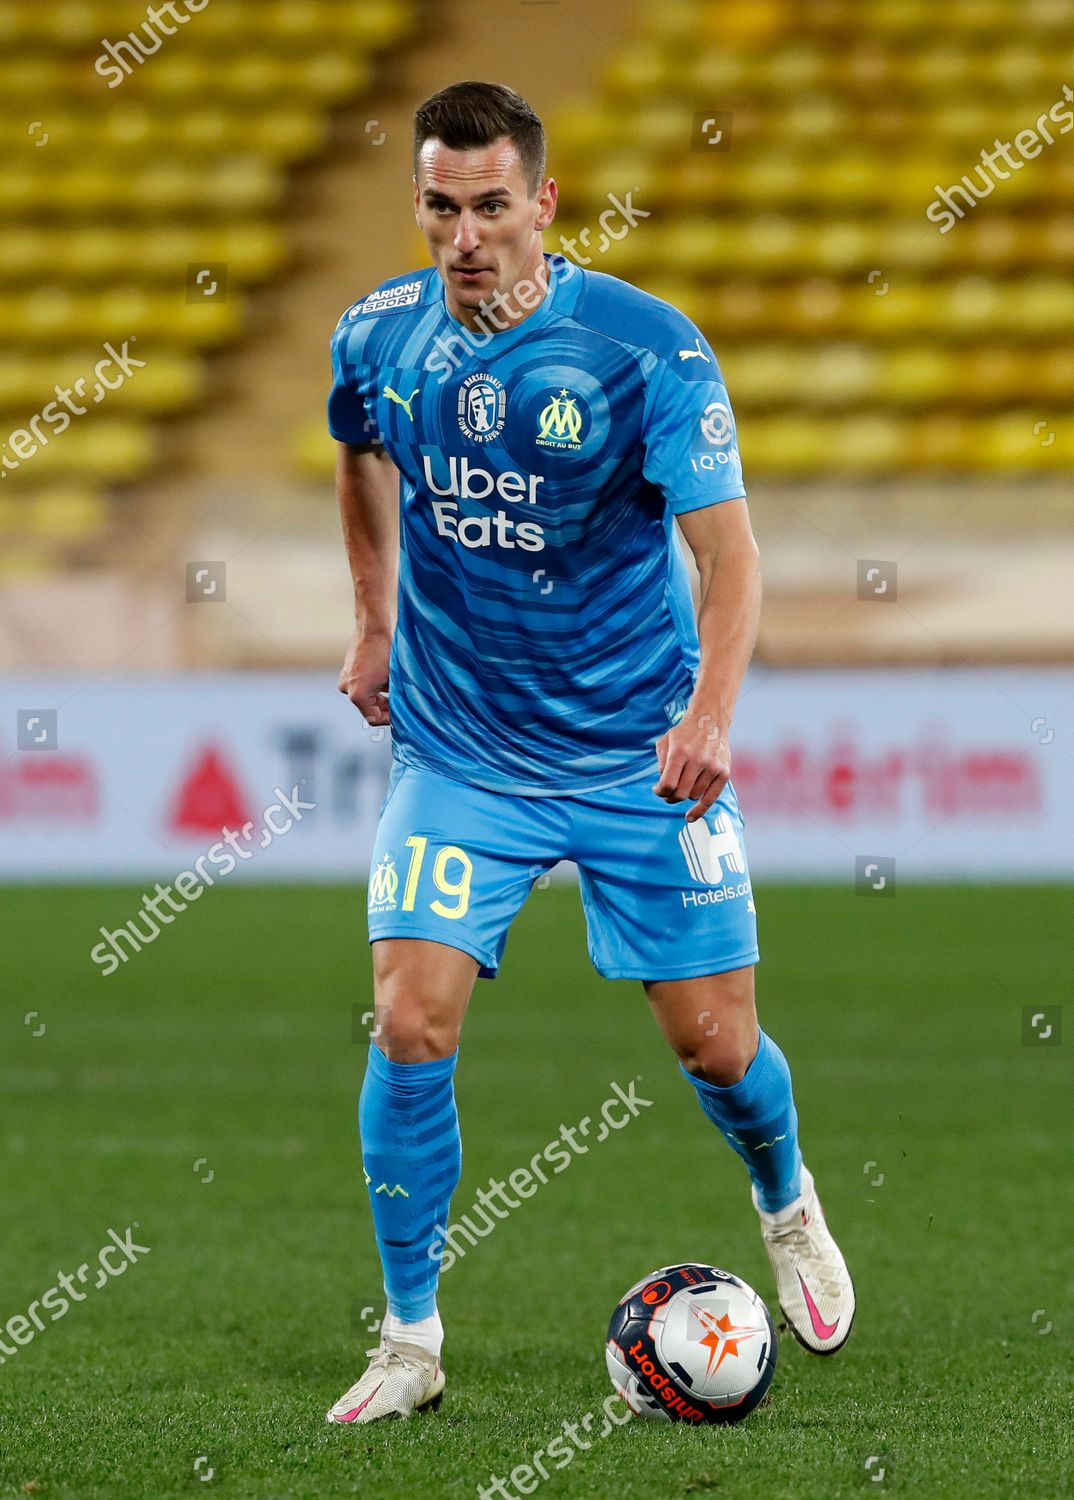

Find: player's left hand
653;716;732;823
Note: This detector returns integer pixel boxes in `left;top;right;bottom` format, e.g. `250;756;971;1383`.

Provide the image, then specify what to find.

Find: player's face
415;137;557;328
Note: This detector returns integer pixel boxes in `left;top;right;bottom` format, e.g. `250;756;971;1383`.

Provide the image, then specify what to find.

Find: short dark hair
414;81;546;195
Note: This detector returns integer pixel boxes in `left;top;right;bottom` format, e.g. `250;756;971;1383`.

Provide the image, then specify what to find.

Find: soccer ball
606;1263;777;1425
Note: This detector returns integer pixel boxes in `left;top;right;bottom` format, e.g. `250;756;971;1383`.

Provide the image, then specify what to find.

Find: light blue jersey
328;254;746;795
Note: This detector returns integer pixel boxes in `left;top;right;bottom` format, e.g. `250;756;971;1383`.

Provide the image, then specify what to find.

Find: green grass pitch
1;882;1071;1499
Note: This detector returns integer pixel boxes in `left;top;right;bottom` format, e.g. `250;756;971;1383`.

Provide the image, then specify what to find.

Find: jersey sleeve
327;318;381;448
641;344;746;515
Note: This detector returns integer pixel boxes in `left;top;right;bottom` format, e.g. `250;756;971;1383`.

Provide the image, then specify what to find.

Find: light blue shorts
366;760;759;982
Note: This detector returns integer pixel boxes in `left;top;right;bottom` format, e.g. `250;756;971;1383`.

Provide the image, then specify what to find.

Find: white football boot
754;1165;855;1355
325;1338;445;1424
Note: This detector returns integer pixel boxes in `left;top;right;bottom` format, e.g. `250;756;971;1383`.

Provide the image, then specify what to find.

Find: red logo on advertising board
168;746;252;837
0;750;97;821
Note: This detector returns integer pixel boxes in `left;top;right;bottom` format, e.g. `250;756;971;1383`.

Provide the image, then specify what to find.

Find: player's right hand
338;625;392;726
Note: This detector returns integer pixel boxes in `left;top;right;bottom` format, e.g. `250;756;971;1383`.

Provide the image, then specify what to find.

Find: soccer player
325;82;854;1425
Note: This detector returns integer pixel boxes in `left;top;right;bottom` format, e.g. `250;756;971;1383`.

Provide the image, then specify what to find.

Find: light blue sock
682;1031;803;1213
358;1043;461;1322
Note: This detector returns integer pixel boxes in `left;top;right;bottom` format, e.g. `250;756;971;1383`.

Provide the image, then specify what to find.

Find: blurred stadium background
3;5;1073;1498
2;0;1071;887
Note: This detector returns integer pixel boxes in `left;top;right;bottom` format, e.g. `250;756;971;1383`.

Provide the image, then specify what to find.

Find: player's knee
677;1031;756;1088
375;999;458;1062
371;941;473;1054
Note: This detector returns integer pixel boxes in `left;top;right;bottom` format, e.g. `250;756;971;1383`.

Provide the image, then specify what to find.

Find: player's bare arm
337;441;400;727
653;498;761;823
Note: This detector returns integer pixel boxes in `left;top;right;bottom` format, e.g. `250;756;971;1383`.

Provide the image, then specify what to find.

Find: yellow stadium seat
817;153;885;205
16;288;80;341
0;59;62;99
908;46;974;91
552;107;618;161
834;413;906;471
631;0;705;45
71;423;156;482
1035;348;1074;400
739;157;812;206
1042;216;1074;265
136;55;211;98
883;348;955;405
812;222;873;274
707;283;779;335
175;2;263;44
722;347;803;406
37;3;117;45
1;420;152;482
738;218;810;272
30;487;109;541
911;414;974;469
768;45;828;91
961;218;1022;270
959;349;1028;404
259;0;333;41
98;357;203;413
658;220;738;274
337;0;414;45
575;161;664;210
1002;279;1074;335
244;110;326;161
865;0;936;35
745;415;832;474
698;0;786;45
877;220;950;272
812;345;879;406
0;351;199;415
986;46;1046;92
855;282;938;338
979;411;1070;470
292;53;370;102
780;96;851;144
0;354;35;409
100;102;154;150
688;49;747;96
602;45;670;99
